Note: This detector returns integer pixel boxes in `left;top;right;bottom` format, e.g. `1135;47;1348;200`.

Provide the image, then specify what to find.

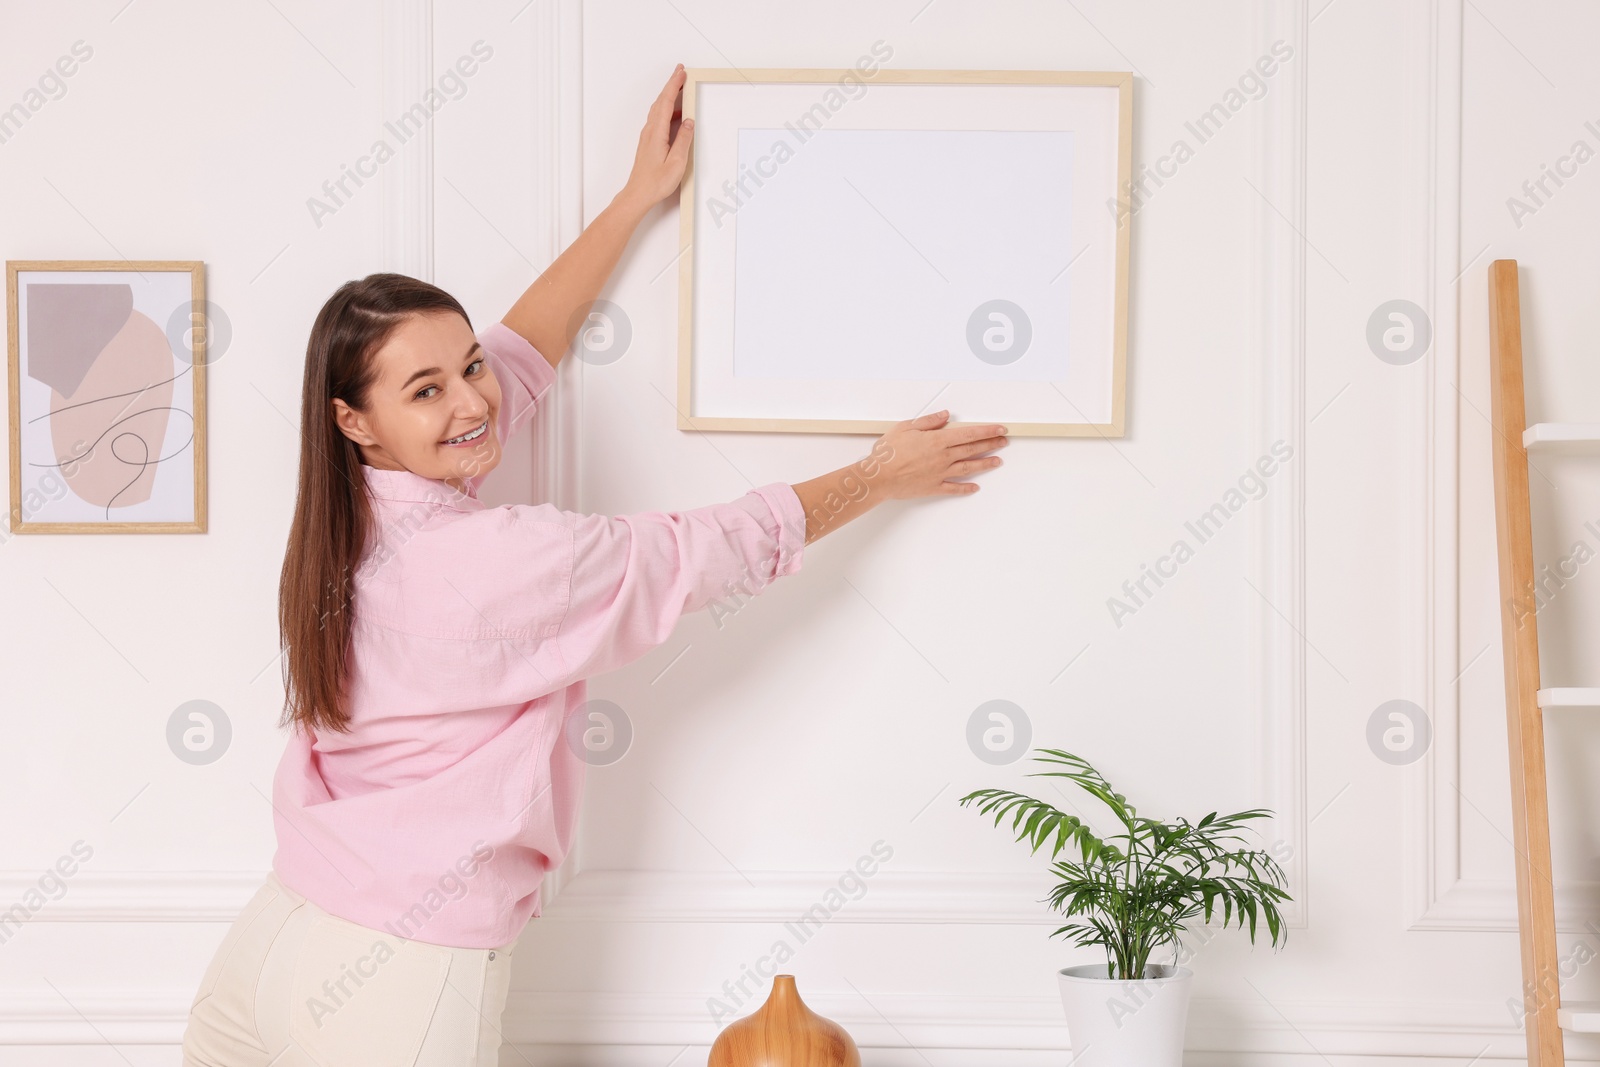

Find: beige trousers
182;871;515;1066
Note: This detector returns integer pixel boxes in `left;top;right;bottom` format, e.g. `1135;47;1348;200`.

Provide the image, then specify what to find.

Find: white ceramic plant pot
1057;962;1193;1067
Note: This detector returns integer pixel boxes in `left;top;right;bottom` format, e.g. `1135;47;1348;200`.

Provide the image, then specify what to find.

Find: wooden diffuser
707;974;861;1067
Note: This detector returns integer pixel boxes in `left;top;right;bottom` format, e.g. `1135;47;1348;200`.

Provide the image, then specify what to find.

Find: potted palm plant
959;748;1291;1067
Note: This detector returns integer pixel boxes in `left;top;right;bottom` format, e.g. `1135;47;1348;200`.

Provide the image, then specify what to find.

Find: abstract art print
7;261;208;533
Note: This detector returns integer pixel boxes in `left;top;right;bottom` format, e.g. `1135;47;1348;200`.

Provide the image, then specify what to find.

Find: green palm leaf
959;747;1294;979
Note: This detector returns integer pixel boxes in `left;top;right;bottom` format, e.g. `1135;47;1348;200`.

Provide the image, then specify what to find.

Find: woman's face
331;309;502;490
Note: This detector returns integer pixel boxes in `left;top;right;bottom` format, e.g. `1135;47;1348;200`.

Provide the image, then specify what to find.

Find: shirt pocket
287;914;451;1066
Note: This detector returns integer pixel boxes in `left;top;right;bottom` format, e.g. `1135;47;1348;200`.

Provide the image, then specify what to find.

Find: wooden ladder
1488;258;1600;1064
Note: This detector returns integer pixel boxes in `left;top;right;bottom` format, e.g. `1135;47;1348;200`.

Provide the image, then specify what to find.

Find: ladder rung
1560;1000;1600;1032
1536;687;1600;707
1523;423;1600;447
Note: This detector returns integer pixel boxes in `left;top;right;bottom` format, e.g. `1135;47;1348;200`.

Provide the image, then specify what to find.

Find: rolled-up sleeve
553;482;807;681
479;321;557;445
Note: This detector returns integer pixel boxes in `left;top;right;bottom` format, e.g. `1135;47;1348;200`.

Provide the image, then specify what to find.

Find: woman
181;65;1008;1066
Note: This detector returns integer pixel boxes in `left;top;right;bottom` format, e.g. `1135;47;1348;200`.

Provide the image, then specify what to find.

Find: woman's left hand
621;64;695;209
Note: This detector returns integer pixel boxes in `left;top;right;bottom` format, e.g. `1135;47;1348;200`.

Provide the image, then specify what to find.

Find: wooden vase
707;974;861;1067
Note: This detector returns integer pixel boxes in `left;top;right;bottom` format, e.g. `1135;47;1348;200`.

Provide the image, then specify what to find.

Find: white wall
2;0;1598;1063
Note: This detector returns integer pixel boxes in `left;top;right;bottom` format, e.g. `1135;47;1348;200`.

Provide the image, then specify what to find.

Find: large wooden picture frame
677;67;1133;437
7;260;208;533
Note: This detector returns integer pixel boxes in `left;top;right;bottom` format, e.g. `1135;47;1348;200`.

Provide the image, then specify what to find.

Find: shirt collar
361;463;485;512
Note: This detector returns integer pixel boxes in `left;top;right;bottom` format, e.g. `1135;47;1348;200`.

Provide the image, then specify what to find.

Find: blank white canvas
730;128;1073;382
688;80;1121;425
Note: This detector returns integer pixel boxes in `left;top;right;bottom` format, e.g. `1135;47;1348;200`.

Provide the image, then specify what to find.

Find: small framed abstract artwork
676;66;1133;437
6;260;209;533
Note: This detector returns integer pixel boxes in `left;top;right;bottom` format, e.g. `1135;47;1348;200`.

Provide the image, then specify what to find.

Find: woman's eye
415;360;482;400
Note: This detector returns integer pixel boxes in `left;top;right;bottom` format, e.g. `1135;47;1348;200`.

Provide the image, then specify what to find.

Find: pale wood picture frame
676;67;1133;437
7;260;208;534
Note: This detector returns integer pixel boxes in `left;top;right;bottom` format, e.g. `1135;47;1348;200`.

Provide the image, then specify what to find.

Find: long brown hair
278;273;471;735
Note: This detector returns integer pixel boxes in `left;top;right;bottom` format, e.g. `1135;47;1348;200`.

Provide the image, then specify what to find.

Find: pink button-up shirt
271;321;807;948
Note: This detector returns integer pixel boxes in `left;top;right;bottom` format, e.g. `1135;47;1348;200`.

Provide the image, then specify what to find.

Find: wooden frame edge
5;259;208;534
674;68;1133;437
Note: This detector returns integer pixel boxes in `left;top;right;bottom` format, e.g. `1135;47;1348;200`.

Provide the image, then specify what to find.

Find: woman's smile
442;420;489;446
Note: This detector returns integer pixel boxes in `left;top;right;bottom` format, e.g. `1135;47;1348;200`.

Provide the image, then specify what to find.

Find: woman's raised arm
538;411;1006;688
501;64;693;366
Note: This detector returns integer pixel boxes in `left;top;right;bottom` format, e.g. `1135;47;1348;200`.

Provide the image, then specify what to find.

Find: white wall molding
1403;0;1477;935
539;870;1068;924
0;870;1071;928
1251;0;1311;931
502;991;1532;1059
1393;0;1501;935
0;988;1536;1060
1399;0;1600;933
518;0;586;516
0;871;263;923
380;0;434;279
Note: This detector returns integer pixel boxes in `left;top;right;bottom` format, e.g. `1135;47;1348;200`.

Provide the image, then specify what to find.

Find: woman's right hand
620;65;693;210
867;410;1009;500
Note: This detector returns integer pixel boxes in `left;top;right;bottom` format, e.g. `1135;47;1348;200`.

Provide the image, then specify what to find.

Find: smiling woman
328;303;508;495
181;63;1008;1067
